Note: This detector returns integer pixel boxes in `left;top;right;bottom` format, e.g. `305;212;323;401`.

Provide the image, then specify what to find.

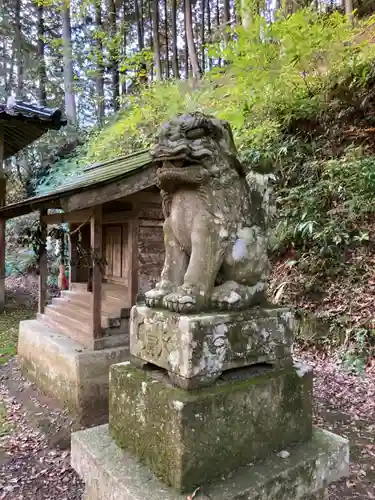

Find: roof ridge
83;149;150;172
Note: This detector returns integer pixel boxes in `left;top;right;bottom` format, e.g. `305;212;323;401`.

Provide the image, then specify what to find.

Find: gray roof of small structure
0;100;67;159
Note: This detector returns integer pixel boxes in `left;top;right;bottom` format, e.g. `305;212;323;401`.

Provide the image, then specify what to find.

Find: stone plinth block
18;319;129;426
130;305;294;388
71;424;349;500
109;361;312;492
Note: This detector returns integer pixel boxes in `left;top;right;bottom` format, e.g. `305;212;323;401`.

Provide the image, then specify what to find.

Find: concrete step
57;291;130;318
38;312;92;349
50;301;122;330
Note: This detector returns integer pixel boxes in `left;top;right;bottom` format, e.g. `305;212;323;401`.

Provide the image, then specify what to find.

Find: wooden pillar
90;205;102;339
128;217;139;307
0;127;6;311
38;209;48;314
68;224;78;289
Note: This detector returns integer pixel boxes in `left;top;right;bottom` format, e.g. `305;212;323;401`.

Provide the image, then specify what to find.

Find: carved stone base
108;361;313;492
130;305;294;388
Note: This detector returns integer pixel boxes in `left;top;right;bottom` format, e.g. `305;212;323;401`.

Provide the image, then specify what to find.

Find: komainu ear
212;118;247;178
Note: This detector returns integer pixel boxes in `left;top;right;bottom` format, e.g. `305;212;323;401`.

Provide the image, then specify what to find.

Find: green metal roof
0;149;154;219
45;149;152;196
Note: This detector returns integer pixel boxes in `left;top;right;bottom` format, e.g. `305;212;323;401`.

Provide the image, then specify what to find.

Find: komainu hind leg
163;214;225;313
210;280;267;310
145;217;188;308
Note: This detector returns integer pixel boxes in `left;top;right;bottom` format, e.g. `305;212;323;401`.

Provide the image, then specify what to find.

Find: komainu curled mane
145;112;270;313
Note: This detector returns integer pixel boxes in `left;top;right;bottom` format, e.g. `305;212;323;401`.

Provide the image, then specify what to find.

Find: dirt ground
0;351;375;499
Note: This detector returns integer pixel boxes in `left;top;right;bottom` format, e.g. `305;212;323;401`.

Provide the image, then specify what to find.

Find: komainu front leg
145;217;188;308
163;214;225;313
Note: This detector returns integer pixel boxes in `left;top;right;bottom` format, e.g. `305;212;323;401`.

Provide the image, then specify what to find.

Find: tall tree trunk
5;43;15;96
216;0;221;66
345;0;353;23
164;0;170;78
135;0;147;84
149;0;154;81
152;0;162;79
200;0;205;73
122;0;128;94
135;0;144;50
183;0;189;78
171;0;179;78
185;0;202;79
15;0;23;98
37;3;47;106
223;0;230;45
207;0;212;70
108;0;120;111
62;0;77;125
95;0;105;125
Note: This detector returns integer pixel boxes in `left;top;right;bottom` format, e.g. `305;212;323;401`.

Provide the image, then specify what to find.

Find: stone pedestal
72;424;348;500
130;306;294;388
109;361;312;491
72;307;349;499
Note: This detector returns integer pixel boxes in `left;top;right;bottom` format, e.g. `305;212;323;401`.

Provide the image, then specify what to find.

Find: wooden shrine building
0;135;165;423
0;150;164;351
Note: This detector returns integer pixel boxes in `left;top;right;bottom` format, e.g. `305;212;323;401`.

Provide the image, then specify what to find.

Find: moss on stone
109;362;313;493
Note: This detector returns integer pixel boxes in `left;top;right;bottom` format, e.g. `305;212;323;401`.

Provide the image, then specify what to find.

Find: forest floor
0;278;375;499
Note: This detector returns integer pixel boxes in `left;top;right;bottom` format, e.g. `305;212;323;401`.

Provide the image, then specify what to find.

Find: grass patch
0;307;35;365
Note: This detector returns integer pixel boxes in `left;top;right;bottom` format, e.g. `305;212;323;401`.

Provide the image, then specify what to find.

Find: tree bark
15;0;23;98
223;0;230;45
183;0;189;78
152;0;162;79
37;3;47;106
135;0;147;85
95;0;105;125
216;0;221;66
164;0;170;78
135;0;144;50
171;0;179;78
108;0;120;111
345;0;354;23
184;0;202;79
201;0;205;73
148;0;154;80
207;0;212;70
62;0;77;125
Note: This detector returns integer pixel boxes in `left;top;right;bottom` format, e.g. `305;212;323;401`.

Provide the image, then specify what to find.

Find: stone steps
38;311;92;348
51;299;123;329
60;290;130;317
38;286;130;349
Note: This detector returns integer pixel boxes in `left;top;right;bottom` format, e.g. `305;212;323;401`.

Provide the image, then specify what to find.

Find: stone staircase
37;284;130;350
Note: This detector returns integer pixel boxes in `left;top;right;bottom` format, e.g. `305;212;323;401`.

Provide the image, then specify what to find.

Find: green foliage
274;154;375;257
338;327;375;376
0;308;35;365
75;9;375;170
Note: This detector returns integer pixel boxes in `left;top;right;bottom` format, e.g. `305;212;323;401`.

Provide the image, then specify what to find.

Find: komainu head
151;112;246;192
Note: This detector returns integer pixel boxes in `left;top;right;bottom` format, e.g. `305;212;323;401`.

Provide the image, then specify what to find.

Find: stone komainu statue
145;112;271;313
